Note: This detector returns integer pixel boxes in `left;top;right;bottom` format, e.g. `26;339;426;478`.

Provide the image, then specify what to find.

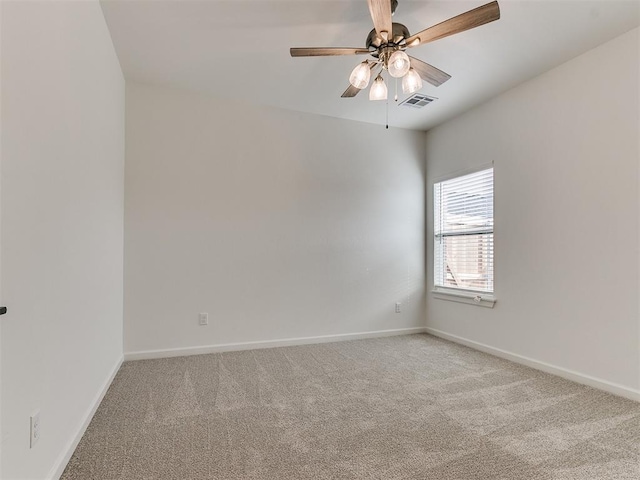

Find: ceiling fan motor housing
366;23;410;59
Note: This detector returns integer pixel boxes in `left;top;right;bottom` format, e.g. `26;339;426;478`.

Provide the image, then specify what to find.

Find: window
434;168;494;300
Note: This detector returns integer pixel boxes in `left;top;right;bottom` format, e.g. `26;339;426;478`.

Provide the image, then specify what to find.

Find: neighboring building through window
434;167;494;293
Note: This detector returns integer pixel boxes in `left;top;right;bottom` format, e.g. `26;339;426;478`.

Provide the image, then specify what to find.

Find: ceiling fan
290;0;500;100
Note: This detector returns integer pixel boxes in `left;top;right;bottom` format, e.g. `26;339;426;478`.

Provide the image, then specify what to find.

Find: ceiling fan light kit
369;75;388;101
290;0;500;105
402;68;422;94
388;50;411;78
349;61;372;89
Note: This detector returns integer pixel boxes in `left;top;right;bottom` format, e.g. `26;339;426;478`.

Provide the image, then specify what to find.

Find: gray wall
1;1;125;477
425;28;639;394
124;82;426;356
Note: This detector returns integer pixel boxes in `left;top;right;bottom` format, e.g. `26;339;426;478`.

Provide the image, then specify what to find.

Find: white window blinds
434;168;494;293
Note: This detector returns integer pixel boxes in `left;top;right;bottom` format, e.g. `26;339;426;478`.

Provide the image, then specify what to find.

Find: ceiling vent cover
399;93;437;109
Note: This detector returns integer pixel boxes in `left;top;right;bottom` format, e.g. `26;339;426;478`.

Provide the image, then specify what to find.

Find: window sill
431;288;496;308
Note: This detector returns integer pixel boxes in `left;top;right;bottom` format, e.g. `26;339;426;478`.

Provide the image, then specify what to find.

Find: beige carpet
62;334;640;479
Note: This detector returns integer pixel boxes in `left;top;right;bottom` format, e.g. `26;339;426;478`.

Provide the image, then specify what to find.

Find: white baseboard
124;327;428;361
425;327;640;402
48;355;124;480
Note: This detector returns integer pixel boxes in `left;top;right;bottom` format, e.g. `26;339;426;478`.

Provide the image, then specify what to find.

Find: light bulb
388;50;410;78
369;75;387;101
402;68;423;94
349;61;371;89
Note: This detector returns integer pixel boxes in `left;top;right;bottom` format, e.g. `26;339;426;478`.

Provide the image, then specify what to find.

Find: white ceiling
100;0;640;131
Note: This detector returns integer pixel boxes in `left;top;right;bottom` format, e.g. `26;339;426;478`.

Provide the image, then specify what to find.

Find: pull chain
385;78;398;129
385;98;389;129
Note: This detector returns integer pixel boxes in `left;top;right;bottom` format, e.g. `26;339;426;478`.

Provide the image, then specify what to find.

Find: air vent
399;93;437;109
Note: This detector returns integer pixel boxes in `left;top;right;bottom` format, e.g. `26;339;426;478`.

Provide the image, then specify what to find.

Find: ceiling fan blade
406;1;500;47
290;47;370;57
341;84;362;98
367;0;393;41
409;57;451;87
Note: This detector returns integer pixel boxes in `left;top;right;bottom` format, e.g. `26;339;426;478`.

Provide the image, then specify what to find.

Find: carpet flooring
61;334;640;479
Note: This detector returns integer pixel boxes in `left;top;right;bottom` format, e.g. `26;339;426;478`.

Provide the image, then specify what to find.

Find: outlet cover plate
30;410;41;448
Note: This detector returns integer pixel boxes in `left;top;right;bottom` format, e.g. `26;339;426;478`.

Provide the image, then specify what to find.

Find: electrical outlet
395;302;401;313
198;312;208;326
30;410;41;448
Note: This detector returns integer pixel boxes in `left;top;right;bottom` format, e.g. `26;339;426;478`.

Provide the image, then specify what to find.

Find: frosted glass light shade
388;50;410;78
402;68;422;94
349;61;371;89
369;75;387;101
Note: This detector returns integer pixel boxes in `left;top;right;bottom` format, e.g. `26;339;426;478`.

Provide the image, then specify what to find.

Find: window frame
431;165;496;308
